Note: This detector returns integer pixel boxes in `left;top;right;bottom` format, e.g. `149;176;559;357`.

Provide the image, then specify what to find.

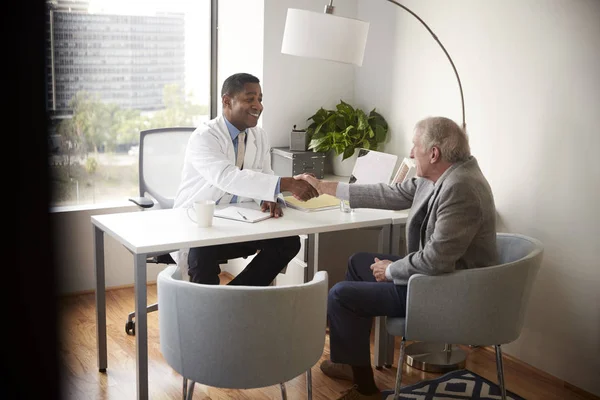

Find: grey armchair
386;233;544;400
157;265;328;399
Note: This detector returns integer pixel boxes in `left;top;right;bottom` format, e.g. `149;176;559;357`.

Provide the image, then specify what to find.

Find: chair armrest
128;196;155;208
404;272;474;343
404;266;527;345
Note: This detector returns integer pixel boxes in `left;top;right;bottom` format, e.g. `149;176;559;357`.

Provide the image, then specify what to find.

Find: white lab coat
171;115;280;267
173;115;279;209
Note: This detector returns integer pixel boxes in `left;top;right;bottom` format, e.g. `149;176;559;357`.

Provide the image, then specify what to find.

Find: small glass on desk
340;199;353;213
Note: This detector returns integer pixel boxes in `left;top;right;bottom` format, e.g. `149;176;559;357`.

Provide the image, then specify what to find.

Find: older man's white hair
415;117;470;163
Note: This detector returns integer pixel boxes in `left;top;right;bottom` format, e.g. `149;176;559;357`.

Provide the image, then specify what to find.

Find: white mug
187;200;216;227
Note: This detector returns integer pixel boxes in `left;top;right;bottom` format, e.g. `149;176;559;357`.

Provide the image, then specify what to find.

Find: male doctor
173;72;318;286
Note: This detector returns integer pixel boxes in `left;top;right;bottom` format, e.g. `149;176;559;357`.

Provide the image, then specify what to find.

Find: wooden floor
57;279;594;400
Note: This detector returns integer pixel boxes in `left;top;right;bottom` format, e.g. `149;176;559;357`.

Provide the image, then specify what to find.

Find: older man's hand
370;257;392;282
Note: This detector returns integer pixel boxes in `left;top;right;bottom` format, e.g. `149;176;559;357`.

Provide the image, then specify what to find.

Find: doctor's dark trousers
187;236;300;286
328;252;408;366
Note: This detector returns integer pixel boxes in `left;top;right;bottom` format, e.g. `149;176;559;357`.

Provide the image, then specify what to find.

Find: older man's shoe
320;359;353;381
336;385;381;400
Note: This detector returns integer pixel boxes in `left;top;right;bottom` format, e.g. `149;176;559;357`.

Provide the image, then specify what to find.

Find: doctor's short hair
221;73;260;97
415;116;471;163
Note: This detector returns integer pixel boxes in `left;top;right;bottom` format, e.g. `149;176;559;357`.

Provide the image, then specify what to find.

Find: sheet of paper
349;149;398;185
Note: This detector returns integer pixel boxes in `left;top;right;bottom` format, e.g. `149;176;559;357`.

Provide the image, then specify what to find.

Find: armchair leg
279;382;287;400
280;382;288;400
182;378;195;400
393;338;406;400
306;368;313;400
494;345;507;400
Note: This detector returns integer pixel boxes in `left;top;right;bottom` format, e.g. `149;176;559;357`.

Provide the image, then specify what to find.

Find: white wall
355;0;600;395
262;0;359;147
217;0;264;117
51;203;165;294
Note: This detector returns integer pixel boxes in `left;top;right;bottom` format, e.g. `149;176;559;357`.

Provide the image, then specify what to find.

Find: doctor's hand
293;173;322;194
370;257;392;282
261;201;283;218
280;177;319;201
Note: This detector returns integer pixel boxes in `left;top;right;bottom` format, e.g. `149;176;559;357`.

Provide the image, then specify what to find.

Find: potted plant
305;100;389;176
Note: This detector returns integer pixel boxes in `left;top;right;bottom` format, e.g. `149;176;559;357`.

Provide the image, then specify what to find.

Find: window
47;0;214;207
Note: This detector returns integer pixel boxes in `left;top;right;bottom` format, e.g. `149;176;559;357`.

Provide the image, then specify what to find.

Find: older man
295;116;497;400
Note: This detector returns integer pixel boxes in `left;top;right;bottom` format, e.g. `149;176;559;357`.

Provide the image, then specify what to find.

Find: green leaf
308;136;331;152
342;146;356;160
374;125;386;143
336;100;354;116
356;109;368;132
366;125;375;139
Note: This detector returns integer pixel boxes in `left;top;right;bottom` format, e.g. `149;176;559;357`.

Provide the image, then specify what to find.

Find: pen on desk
237;210;248;220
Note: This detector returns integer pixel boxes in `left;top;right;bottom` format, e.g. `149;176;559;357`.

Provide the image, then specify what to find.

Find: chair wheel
125;320;135;336
384;364;392;369
375;366;383;370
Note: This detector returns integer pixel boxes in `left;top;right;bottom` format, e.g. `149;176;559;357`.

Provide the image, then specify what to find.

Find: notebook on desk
214;205;272;223
284;194;340;212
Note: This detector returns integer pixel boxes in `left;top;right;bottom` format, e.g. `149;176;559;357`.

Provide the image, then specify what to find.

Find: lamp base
405;342;466;373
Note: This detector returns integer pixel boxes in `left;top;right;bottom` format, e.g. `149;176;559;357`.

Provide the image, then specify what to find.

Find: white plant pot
330;150;358;177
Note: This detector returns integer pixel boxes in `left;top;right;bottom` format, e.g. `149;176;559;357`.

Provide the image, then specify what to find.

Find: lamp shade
281;8;370;67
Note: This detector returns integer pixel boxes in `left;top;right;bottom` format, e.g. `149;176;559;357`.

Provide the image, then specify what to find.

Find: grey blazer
349;156;497;284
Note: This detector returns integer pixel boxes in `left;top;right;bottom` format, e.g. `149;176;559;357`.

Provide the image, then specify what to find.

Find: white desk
91;206;408;399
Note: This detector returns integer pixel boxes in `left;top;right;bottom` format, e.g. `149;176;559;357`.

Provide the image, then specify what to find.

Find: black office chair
126;127;196;335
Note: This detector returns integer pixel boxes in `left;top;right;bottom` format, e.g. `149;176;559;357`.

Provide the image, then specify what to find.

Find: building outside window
47;0;212;207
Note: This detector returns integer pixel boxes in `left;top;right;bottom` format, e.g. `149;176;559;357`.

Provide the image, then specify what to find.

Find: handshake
280;174;325;201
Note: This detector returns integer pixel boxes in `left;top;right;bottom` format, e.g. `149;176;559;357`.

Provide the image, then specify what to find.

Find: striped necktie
236;131;246;169
228;131;246;204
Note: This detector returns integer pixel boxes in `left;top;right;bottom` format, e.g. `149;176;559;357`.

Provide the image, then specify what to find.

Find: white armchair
157;265;328;399
386;233;544;400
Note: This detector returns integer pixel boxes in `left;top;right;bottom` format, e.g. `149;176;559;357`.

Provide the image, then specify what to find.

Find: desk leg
94;226;107;372
134;253;149;400
390;223;405;256
374;224;395;369
305;233;319;283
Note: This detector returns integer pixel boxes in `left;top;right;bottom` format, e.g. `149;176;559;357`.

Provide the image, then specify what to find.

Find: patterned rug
381;369;526;399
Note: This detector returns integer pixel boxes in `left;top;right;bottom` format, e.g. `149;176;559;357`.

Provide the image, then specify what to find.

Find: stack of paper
284;194;340;212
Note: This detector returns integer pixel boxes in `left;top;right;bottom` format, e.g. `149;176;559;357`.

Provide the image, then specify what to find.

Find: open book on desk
284;194;340;212
214;205;272;223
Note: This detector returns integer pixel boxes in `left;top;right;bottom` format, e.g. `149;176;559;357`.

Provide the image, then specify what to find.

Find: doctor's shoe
335;385;381;400
320;359;353;381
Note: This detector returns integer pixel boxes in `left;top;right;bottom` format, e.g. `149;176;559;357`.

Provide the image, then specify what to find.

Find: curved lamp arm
385;0;466;130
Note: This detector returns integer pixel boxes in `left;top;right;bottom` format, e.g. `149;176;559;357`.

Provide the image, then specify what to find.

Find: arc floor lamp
281;0;466;131
281;0;467;373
